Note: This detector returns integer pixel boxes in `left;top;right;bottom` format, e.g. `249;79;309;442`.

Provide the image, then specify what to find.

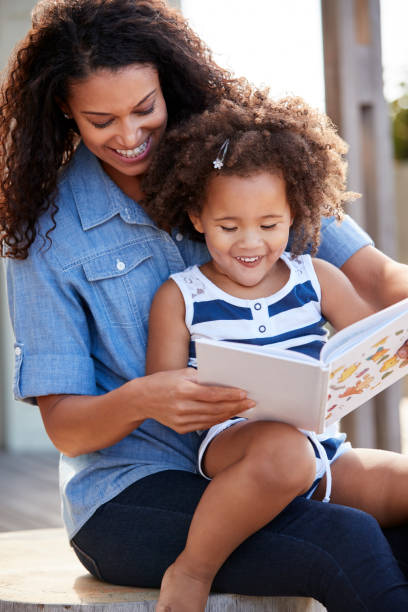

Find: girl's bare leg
313;448;408;526
156;421;317;612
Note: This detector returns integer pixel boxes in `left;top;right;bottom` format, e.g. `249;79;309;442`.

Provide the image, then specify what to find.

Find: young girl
143;95;408;612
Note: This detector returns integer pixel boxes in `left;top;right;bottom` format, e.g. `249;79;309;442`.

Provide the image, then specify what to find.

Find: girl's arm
145;279;191;373
313;258;376;331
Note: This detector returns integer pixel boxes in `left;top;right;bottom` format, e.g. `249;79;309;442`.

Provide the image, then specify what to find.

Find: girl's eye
261;224;277;230
220;226;237;232
91;119;114;129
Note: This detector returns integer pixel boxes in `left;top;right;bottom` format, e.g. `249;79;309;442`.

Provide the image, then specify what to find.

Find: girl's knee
245;422;316;494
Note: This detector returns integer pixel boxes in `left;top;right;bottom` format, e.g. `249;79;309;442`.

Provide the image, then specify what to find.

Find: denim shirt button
175;233;183;242
116;259;126;271
15;347;22;356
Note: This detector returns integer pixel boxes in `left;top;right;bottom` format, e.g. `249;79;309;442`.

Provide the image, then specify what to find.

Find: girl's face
189;172;293;289
64;64;167;198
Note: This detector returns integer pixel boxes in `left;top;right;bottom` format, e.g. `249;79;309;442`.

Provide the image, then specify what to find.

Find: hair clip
213;138;230;170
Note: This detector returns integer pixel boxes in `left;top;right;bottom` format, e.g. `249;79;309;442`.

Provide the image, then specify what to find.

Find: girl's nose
238;230;262;249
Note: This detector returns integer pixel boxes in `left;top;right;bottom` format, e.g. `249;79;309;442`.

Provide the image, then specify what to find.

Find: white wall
0;0;53;451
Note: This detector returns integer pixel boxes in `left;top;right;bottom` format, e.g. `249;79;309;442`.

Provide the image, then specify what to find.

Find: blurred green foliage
391;84;408;160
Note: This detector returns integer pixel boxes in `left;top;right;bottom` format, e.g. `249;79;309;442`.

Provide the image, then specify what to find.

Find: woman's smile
110;136;152;162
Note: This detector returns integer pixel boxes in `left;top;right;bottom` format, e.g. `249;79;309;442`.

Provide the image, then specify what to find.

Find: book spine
318;367;330;433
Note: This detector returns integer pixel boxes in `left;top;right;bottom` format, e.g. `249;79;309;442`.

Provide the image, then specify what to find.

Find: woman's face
65;64;167;197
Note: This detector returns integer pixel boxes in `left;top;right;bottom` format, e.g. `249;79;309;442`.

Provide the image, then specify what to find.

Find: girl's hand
138;367;255;434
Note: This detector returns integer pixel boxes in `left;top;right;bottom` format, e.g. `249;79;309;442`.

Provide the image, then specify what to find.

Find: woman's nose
117;117;142;148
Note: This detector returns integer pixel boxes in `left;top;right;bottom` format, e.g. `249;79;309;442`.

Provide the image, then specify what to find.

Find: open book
196;298;408;433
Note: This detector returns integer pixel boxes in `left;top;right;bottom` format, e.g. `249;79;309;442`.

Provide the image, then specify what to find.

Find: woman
1;1;408;610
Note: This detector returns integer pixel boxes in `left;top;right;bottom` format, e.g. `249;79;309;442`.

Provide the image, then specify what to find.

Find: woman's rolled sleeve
316;215;373;268
6;249;97;404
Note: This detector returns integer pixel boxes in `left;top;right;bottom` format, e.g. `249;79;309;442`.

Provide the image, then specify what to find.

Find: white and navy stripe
170;252;328;367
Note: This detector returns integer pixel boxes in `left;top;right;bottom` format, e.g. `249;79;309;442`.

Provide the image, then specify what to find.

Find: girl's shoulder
169;265;208;302
281;251;314;275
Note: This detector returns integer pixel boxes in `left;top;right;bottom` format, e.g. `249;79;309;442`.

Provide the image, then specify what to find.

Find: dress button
254;302;261;310
259;325;266;333
116;259;126;271
175;233;183;242
15;347;22;356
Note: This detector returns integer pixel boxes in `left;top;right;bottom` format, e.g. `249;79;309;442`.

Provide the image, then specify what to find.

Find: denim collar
67;142;156;231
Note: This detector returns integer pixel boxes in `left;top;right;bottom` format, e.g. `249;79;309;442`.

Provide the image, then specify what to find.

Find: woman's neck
101;161;144;202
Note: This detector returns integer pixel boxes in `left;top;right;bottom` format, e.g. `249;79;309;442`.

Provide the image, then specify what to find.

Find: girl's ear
188;211;204;234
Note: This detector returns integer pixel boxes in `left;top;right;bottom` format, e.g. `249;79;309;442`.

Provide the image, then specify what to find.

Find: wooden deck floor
0;450;62;532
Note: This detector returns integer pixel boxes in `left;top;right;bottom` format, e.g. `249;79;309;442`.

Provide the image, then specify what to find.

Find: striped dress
171;252;328;366
170;252;350;500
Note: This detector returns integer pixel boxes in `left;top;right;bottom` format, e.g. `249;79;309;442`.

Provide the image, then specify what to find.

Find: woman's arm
341;245;408;309
38;369;253;457
38;280;253;457
340;246;408;359
313;258;375;331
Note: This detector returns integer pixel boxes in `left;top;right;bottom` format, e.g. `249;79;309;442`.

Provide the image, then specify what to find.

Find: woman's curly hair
142;94;359;256
0;0;250;259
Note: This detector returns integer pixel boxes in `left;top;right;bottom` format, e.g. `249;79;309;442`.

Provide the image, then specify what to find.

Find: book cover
196;298;408;432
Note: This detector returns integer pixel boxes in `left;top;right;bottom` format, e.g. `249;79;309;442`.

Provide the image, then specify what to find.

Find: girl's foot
155;560;212;612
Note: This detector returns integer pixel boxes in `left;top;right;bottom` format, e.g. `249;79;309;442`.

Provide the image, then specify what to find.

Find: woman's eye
220;226;237;232
91;119;114;129
138;104;155;116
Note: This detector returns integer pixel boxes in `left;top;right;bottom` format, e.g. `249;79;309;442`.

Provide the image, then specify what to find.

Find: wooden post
321;0;401;451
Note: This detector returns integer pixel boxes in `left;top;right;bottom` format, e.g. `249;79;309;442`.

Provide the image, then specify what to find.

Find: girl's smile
189;172;294;297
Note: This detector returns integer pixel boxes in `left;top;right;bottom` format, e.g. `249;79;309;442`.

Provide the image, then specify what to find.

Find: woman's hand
138;367;255;434
341;245;408;358
397;342;408;360
38;368;254;457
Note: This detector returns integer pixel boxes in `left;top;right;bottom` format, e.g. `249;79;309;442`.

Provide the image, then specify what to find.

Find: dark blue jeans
71;470;408;611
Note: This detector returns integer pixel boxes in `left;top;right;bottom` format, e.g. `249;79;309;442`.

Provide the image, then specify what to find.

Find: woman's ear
188;211;204;234
56;97;71;119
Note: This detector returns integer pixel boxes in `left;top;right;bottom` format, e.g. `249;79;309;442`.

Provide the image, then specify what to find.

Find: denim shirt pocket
82;242;161;333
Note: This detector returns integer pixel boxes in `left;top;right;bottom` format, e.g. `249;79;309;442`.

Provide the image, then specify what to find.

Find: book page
323;312;408;427
321;298;408;364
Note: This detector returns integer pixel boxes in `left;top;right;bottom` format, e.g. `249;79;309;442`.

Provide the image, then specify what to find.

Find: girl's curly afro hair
142;92;359;257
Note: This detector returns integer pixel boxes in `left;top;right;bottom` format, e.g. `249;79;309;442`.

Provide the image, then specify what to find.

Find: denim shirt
6;143;372;538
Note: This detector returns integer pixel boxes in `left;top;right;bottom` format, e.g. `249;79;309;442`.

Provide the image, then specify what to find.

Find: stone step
0;528;326;611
